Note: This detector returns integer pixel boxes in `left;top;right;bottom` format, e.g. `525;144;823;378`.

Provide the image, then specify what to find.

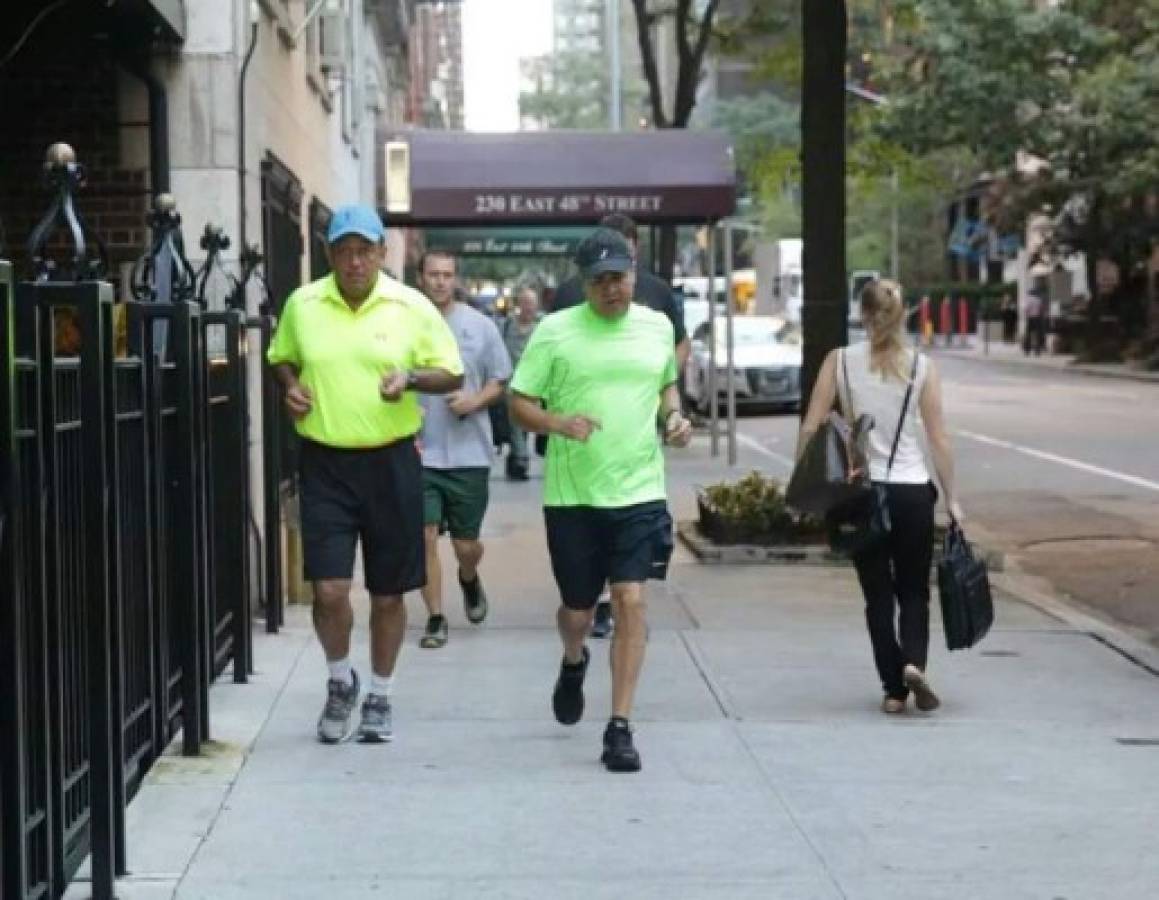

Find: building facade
408;0;464;129
0;0;412;300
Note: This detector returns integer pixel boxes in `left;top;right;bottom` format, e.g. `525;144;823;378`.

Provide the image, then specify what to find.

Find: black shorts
299;438;425;596
544;501;674;611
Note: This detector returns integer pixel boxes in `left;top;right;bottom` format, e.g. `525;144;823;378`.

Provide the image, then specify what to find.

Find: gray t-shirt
501;314;540;367
420;303;512;469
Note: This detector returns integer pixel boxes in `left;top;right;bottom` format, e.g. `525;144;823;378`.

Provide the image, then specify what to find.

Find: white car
679;298;728;339
685;315;802;415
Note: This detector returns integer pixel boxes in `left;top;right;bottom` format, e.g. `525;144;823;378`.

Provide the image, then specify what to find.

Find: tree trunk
801;0;848;410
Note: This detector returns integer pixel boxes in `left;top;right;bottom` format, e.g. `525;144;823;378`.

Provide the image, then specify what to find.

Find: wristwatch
405;370;419;390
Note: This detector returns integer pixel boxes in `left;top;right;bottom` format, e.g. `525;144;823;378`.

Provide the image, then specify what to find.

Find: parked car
685;315;802;415
679;297;728;339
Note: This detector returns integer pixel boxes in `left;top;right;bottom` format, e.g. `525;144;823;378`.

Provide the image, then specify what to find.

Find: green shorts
423;467;491;539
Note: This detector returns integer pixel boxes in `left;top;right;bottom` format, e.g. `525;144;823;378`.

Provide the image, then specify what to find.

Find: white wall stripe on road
736;433;796;472
955;429;1159;494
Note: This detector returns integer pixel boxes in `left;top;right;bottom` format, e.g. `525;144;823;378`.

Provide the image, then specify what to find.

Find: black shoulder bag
827;350;919;558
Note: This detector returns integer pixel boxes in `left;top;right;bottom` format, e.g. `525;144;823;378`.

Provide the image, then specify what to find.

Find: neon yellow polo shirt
267;273;463;448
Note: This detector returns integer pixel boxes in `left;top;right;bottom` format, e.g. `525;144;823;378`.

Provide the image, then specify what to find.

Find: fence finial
131;193;197;304
27;142;104;282
196;223;234;308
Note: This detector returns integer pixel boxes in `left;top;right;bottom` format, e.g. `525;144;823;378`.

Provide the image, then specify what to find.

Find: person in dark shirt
551;214;690;371
548;214;690;640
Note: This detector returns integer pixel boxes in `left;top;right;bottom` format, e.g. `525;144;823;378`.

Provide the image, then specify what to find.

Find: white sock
327;657;353;686
369;673;394;698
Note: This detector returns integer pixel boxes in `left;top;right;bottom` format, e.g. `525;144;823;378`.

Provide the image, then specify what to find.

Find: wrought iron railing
0;144;283;900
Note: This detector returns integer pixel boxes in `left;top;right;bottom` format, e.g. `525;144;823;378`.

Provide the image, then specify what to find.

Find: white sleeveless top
837;342;930;484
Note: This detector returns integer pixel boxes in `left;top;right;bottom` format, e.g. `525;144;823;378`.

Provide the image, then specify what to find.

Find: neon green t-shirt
267;273;463;448
510;302;677;508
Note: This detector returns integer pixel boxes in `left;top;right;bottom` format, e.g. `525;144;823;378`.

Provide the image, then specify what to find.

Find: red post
939;296;952;345
958;296;970;345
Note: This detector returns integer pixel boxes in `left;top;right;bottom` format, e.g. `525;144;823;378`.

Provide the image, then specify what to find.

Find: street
731;352;1159;643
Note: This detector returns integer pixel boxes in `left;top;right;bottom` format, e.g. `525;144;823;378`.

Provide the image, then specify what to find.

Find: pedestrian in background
551;213;690;639
501;281;542;480
267;205;463;743
796;278;962;715
510;227;692;772
1024;287;1047;356
1000;292;1018;344
415;250;512;649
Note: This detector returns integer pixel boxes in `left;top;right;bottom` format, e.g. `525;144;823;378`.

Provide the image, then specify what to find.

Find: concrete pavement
71;438;1159;899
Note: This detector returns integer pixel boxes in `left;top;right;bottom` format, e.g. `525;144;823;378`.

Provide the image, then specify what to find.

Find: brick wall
0;31;150;283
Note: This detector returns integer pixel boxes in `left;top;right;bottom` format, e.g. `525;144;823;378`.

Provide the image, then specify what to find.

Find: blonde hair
860;278;909;380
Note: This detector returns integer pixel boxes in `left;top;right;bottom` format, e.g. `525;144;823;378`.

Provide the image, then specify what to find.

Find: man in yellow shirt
267;204;463;744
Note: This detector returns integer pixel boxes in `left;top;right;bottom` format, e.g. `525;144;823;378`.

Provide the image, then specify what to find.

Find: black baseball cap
575;227;633;279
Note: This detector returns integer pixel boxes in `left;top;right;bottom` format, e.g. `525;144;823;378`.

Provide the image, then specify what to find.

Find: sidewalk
74;438;1159;899
931;337;1159;383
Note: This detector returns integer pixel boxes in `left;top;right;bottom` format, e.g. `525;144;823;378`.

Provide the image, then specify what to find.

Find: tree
519;37;651;132
800;0;848;407
876;0;1159;356
628;0;726;278
519;51;615;130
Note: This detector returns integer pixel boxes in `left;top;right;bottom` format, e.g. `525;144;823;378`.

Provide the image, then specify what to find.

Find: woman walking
796;279;962;713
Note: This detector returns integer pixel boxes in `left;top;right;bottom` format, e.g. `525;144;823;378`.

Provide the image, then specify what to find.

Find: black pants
852;482;936;700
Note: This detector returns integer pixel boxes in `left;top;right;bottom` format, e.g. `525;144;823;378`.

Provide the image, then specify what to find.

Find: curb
933;348;1159;385
990;568;1159;677
678;520;1007;572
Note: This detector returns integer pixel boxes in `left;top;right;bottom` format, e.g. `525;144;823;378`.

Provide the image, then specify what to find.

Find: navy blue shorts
544;501;674;610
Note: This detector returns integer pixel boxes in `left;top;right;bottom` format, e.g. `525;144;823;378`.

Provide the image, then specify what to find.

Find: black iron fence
0;147;284;900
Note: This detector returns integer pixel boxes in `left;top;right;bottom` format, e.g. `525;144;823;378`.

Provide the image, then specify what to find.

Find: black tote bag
785;409;875;517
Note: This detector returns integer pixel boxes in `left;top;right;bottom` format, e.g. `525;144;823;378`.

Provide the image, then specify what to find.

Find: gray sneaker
358;693;393;743
317;670;360;744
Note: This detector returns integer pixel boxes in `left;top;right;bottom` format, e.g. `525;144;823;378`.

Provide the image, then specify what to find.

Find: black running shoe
506;458;529;481
460;572;489;624
420;614;448;649
590;599;614;639
551;646;589;725
601;717;642;773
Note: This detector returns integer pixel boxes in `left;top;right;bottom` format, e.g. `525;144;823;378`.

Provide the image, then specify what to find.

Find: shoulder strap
886;350;920;476
840;348;853;418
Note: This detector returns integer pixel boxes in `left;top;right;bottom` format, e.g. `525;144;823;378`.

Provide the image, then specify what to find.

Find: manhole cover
980;650;1020;658
1022;536;1155;553
1116;738;1159;747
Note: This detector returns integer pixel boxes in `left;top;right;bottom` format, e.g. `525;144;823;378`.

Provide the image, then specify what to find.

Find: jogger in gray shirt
416;250;512;648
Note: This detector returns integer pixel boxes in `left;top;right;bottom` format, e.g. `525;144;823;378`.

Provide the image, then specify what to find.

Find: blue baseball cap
327;204;385;244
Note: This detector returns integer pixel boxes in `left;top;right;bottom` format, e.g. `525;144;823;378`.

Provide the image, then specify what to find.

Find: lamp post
607;0;622;131
845;82;898;281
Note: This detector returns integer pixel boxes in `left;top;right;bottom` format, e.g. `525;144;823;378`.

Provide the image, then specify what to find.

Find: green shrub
698;471;826;545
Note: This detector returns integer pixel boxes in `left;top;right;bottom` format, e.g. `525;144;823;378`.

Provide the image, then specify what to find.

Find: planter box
696;495;827;548
678;520;851;566
679;520;1006;571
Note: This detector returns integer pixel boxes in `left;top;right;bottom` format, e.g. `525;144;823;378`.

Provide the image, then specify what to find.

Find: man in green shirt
510;228;693;773
267;204;463;745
